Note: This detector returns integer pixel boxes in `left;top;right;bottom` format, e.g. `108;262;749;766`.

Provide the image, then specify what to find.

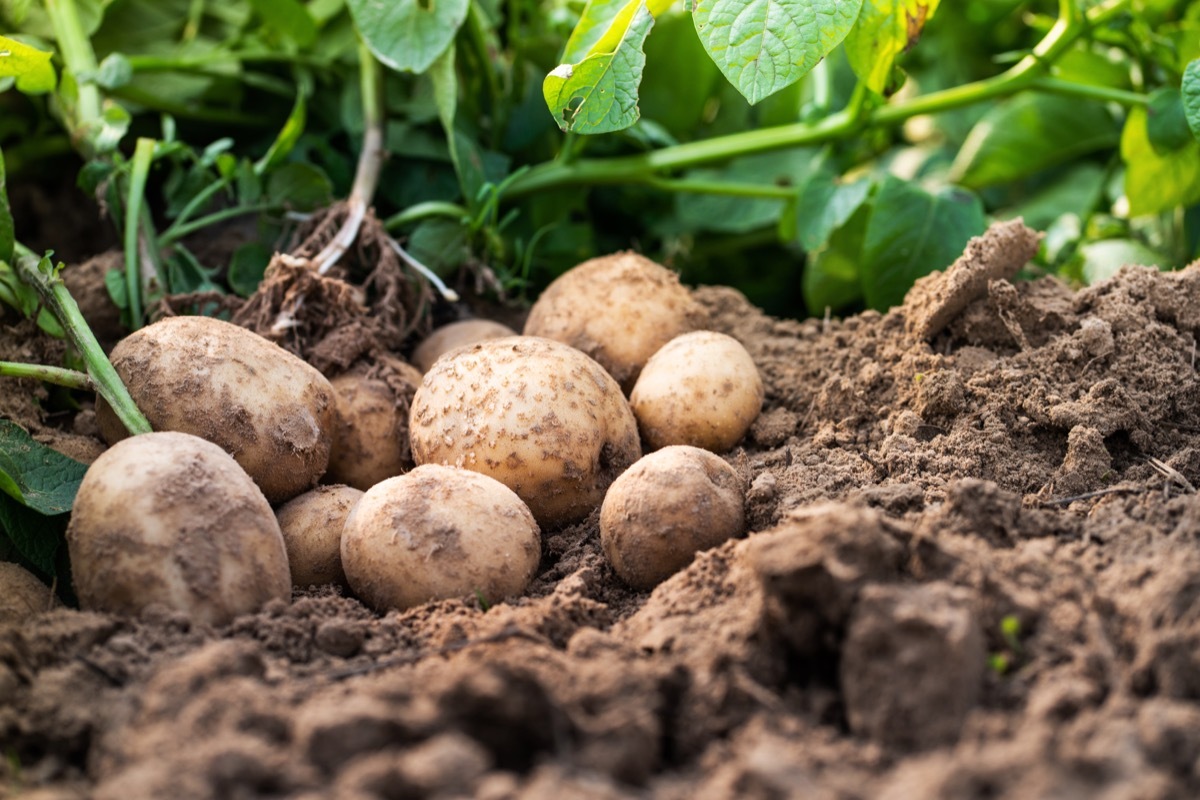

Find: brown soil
3;224;1200;799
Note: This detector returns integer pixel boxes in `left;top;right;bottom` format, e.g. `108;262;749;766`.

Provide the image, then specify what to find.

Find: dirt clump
2;236;1200;798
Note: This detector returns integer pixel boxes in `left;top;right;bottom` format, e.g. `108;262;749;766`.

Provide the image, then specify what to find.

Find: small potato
630;331;764;453
409;336;641;528
276;485;363;588
96;315;337;503
412;319;517;373
341;464;541;612
523;252;704;392
326;357;422;490
600;446;745;590
67;432;291;626
0;562;59;624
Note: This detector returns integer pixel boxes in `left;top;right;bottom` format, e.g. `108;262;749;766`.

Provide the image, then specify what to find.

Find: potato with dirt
630;330;764;453
96;315;338;503
67;431;292;626
326;357;422;490
523;252;704;392
0;561;59;624
600;445;745;590
276;484;363;588
412;319;518;372
341;464;540;611
408;336;641;528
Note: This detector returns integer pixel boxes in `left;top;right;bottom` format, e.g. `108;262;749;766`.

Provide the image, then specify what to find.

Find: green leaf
93;52;131;89
859;175;987;311
690;0;863;105
0;420;89;515
1000;163;1106;232
228;242;273;297
1077;239;1165;285
254;79;309;176
267;162;333;211
0;493;67;579
543;0;657;134
1146;88;1192;153
844;0;940;95
0;34;56;93
1121;104;1200;216
794;156;872;250
0;145;12;267
248;0;318;46
1183;58;1200;140
346;0;469;74
407;218;469;276
951;94;1118;189
804;201;871;314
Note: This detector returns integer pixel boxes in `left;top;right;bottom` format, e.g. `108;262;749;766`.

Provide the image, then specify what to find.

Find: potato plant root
3;239;1200;798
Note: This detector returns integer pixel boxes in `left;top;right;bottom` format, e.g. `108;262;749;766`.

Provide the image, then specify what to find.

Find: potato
0;562;59;624
96;315;337;503
67;432;291;626
276;485;363;588
630;331;764;453
523;252;704;392
409;336;641;528
412;319;517;373
341;464;540;611
600;446;745;590
326;357;422;490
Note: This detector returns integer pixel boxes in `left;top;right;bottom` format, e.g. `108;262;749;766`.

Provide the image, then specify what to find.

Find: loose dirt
3;223;1200;799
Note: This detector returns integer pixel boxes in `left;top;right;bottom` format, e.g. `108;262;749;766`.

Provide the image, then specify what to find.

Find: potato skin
276;485;363;588
326;358;422;490
600;446;745;590
630;331;764;453
409;336;641;528
96;315;337;503
523;252;704;392
412;319;517;373
0;562;59;624
341;464;541;611
67;432;292;626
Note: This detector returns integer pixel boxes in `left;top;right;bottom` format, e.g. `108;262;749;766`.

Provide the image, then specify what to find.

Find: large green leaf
0;494;66;579
0;34;56;93
247;0;317;46
690;0;863;105
544;0;658;134
844;0;940;95
1183;58;1200;140
1077;239;1165;285
804;202;871;314
1121;104;1200;216
794;153;872;250
859;175;986;311
0;421;89;515
951;93;1118;189
346;0;469;74
1145;87;1192;153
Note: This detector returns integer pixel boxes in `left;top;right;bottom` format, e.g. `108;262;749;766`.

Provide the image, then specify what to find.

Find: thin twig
1148;458;1197;494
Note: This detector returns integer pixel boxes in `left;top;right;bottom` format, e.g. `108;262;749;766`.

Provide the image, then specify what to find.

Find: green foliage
844;0;939;95
0;34;56;93
346;0;469;74
1183;58;1200;139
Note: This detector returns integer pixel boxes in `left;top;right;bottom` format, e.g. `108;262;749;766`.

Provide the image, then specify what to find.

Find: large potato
523;252;704;392
276;484;363;588
409;336;641;528
630;331;764;453
67;432;291;626
96;315;337;503
326;357;422;490
412;319;517;373
600;446;745;590
341;465;540;611
0;562;59;624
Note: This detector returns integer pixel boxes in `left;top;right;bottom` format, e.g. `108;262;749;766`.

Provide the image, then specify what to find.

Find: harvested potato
523;252;704;391
96;315;338;503
630;331;764;453
276;484;363;588
67;431;291;626
0;561;59;624
341;464;540;611
326;357;422;490
409;336;641;528
600;446;745;590
412;319;517;373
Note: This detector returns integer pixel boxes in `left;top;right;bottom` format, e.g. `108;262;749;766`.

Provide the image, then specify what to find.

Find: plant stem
124;138;155;329
1027;76;1149;106
312;39;384;275
159;203;280;246
14;255;151;436
0;361;93;391
384;201;470;230
501;0;1134;200
43;0;102;155
644;177;796;199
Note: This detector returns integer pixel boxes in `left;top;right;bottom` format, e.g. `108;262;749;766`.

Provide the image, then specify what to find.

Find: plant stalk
43;0;102;155
0;361;93;391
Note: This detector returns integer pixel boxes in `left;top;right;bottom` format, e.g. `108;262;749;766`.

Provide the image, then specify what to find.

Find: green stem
384;201;470;230
644;177;795;199
14;255;151;436
1028;76;1149;106
501;0;1134;200
162;175;234;239
124;138;155;329
159;203;280;246
0;361;93;391
43;0;102;155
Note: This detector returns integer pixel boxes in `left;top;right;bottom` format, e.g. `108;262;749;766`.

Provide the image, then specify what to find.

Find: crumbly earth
2;230;1200;799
